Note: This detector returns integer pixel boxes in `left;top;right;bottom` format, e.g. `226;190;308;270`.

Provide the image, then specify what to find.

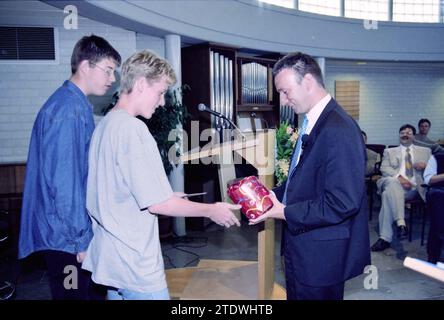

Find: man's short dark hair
71;34;121;74
272;52;324;88
399;124;416;135
418;118;431;127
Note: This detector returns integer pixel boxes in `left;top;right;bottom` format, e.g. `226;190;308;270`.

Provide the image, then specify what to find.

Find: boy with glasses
18;35;121;300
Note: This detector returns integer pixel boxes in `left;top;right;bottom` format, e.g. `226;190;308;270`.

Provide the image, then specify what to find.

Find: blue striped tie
282;116;308;205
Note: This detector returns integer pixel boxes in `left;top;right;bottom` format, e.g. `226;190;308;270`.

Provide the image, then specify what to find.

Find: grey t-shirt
414;134;444;154
83;109;173;292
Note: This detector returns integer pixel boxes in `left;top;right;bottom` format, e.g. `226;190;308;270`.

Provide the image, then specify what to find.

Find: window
345;0;389;21
0;26;56;61
257;0;443;23
299;0;341;16
393;0;440;23
259;0;295;9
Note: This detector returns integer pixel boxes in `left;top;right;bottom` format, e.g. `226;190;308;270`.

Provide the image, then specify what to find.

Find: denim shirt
18;80;95;258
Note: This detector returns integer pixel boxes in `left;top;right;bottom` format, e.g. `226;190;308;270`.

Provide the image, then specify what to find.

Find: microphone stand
198;104;246;142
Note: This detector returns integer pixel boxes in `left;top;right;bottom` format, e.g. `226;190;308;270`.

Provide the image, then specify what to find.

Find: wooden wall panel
335;80;360;120
0;164;26;195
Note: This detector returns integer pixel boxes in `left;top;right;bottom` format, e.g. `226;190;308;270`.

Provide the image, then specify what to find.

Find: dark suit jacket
274;98;371;287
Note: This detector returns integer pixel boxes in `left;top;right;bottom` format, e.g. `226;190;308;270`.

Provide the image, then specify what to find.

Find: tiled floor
1;198;443;300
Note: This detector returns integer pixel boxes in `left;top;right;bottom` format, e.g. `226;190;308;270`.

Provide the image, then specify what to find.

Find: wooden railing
0;163;26;247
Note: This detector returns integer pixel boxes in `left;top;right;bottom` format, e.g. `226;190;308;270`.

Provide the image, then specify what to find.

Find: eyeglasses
90;62;115;78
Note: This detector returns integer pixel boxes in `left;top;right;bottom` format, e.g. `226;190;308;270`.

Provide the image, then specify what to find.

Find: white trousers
378;177;419;242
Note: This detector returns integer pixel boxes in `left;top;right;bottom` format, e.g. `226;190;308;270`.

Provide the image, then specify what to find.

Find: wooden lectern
165;130;285;300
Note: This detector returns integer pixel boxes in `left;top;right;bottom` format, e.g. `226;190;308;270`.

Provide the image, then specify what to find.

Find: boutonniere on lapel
301;134;310;151
275;121;300;186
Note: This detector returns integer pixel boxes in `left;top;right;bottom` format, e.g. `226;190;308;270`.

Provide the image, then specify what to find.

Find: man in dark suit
423;151;444;263
250;52;371;300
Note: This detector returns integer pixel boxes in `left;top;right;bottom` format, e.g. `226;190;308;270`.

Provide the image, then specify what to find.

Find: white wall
326;62;444;146
1;1;443;163
136;33;166;58
0;1;166;163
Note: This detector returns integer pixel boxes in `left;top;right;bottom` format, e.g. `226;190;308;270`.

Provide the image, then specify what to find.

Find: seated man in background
423;151;444;263
362;130;381;176
371;124;431;252
414;118;443;154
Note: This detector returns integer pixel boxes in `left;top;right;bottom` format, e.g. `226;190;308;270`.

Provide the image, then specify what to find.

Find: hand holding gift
208;202;241;228
248;195;285;225
227;176;274;220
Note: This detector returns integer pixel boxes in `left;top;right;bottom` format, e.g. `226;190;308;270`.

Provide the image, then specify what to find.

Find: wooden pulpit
165;129;285;300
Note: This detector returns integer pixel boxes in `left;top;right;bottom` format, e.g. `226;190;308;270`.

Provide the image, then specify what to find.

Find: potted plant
275;121;299;186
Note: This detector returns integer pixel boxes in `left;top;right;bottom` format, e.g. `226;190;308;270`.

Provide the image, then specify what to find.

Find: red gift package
227;176;273;219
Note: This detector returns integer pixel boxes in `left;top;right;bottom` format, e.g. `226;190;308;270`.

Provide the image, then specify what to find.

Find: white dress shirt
305;94;332;136
293;94;331;166
423;155;437;185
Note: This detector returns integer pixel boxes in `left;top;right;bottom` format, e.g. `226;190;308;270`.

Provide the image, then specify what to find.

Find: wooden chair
365;144;386;220
405;197;427;245
366;144;386;156
0;209;15;300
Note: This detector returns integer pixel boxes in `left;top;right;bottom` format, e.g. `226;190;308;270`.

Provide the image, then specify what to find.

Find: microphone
198;103;223;118
197;103;246;141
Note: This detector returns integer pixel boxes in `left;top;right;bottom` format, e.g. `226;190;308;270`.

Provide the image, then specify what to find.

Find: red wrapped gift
227;176;273;219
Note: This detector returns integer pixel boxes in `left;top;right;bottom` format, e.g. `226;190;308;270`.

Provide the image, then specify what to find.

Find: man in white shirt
371;124;431;252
